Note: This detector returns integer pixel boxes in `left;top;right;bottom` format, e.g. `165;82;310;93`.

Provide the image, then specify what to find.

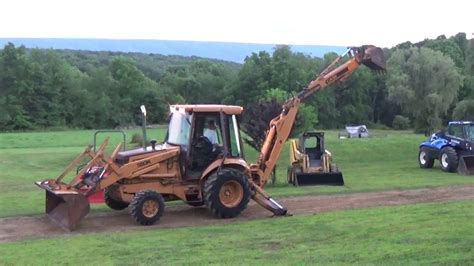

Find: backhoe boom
250;45;385;188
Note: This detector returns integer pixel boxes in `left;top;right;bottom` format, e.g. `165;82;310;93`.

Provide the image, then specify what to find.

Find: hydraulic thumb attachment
249;181;289;216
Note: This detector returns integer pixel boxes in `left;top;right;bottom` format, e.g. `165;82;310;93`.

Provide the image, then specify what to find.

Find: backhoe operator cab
166;105;245;175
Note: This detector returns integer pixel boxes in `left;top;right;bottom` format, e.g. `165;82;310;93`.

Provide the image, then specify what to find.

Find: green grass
1;200;473;265
1;129;474;217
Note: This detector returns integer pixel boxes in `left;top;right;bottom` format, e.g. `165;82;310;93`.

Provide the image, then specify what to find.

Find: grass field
1;200;473;265
1;129;474;264
1;129;474;217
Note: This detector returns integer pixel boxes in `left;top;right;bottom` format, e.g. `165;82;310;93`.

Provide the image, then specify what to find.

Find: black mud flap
458;156;474;175
294;172;344;186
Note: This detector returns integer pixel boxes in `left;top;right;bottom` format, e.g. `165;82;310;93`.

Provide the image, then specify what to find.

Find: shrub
392;115;411;130
130;133;144;145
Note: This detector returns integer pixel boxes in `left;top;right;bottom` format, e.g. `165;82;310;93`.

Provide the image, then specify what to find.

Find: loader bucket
458;155;474;175
294;172;344;186
36;182;90;231
361;46;386;72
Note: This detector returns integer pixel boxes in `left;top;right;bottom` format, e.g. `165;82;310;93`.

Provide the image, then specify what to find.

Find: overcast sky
1;0;472;47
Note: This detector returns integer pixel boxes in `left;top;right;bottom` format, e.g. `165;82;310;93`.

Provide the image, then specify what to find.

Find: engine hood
115;143;179;164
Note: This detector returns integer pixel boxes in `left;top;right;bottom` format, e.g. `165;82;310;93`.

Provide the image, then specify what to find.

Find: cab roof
170;104;244;115
449;121;474;125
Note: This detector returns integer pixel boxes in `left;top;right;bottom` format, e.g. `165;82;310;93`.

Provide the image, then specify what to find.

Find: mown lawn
1;200;473;265
1;129;474;217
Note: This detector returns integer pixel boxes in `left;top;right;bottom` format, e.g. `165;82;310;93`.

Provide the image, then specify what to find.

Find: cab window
448;125;464;138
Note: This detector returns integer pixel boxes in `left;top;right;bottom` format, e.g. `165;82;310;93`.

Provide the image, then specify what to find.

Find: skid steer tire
418;147;434;169
130;190;165;225
204;169;250;219
104;187;129;210
287;166;294;184
292;167;302;186
439;147;458;173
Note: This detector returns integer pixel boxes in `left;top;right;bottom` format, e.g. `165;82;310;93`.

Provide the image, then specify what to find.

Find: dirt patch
1;185;474;243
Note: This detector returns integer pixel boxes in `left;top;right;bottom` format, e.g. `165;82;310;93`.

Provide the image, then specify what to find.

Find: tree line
1;32;473;134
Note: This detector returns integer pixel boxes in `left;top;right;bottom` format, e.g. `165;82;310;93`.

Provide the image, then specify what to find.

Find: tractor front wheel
104;187;129;210
418;147;435;169
439;147;458;173
130;190;165;225
204;169;250;218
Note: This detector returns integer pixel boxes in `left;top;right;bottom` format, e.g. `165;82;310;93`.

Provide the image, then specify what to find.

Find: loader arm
250;45;385;188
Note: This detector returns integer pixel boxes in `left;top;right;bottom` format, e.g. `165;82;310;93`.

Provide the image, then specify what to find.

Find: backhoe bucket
458;155;474;175
36;182;90;231
294;172;344;186
361;46;386;72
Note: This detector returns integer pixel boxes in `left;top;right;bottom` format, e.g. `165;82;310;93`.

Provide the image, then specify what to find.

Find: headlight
465;142;472;150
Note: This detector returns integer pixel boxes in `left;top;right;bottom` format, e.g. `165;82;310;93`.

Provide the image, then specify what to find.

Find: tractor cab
446;121;474;142
166;105;246;178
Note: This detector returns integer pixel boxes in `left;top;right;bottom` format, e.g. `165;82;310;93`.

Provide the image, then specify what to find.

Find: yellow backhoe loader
36;45;385;230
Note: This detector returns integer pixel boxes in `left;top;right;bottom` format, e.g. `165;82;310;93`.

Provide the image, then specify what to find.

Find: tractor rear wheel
130;190;165;225
439;147;458;173
104;187;129;210
204;169;250;218
418;147;434;169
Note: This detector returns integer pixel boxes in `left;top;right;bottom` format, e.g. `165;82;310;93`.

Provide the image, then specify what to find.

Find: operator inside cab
203;119;219;145
189;116;223;171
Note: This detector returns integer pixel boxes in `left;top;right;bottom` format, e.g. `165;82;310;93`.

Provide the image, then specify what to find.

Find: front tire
204;169;251;218
418;147;435;169
130;190;165;225
439;147;458;173
104;187;129;210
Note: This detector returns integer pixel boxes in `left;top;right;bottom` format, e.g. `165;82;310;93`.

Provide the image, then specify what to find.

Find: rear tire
439;147;458;173
204;169;250;218
104;187;129;210
418;147;435;169
130;190;165;225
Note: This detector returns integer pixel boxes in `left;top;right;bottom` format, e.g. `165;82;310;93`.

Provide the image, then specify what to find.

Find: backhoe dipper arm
250;45;385;188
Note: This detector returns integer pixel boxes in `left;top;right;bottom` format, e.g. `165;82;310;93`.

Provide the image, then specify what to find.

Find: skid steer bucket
458;155;474;175
361;46;386;72
295;172;344;186
36;181;90;231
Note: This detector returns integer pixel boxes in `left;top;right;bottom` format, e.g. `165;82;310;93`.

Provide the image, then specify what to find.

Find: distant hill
0;38;346;63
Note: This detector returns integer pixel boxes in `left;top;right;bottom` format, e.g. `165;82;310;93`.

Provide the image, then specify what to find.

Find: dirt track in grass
1;185;474;243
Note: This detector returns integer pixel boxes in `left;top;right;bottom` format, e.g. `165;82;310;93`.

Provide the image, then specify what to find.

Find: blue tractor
418;121;474;174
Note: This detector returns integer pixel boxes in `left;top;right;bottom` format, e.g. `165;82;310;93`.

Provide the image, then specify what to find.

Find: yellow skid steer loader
287;132;344;186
